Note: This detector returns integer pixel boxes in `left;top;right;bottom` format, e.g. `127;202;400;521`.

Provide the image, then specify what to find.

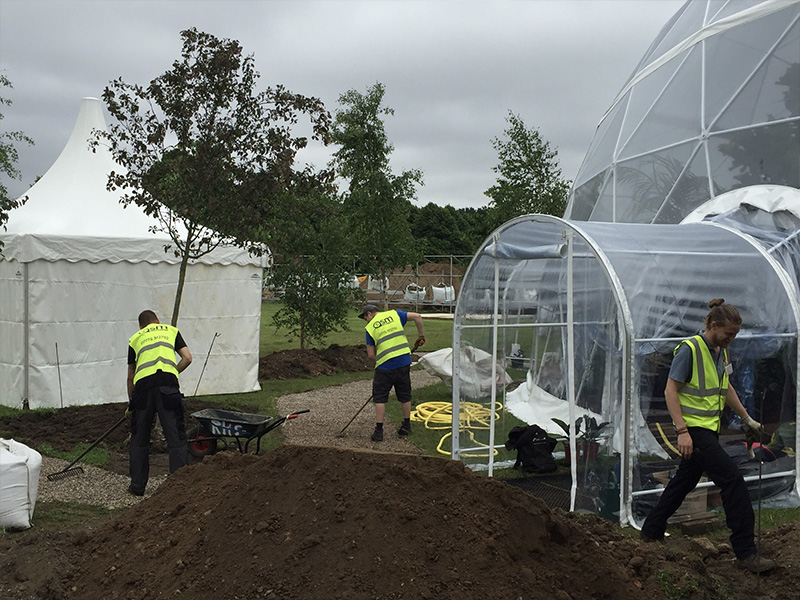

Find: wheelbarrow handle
287;409;310;419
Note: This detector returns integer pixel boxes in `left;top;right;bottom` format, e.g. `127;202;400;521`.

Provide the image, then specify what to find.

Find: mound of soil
258;344;372;380
4;445;799;600
0;445;772;600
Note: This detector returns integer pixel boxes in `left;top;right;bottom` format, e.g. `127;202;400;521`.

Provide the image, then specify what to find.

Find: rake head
46;466;84;482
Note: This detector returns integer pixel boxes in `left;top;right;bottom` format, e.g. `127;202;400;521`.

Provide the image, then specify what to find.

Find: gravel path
33;368;442;509
36;456;164;508
276;368;441;453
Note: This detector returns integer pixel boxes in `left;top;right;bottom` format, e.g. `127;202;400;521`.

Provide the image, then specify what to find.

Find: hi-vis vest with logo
130;323;180;385
365;310;410;368
676;335;729;432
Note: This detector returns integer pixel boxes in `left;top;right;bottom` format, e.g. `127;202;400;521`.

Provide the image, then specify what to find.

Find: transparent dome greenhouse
450;187;800;526
565;0;800;224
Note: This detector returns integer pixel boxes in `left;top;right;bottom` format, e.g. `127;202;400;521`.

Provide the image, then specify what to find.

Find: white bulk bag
419;347;511;400
432;284;455;303
0;439;42;530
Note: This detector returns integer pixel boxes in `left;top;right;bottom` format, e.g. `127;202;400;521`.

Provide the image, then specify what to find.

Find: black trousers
641;426;756;559
129;385;188;494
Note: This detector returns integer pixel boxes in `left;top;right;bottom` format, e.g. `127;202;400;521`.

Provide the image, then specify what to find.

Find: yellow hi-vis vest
130;323;180;385
365;310;410;368
676;335;728;432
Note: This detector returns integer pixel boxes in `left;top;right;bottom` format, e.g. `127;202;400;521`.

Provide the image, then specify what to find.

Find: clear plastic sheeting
452;212;800;525
565;0;800;224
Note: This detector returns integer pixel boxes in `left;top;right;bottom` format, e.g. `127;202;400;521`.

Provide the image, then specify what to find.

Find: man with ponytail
641;299;776;573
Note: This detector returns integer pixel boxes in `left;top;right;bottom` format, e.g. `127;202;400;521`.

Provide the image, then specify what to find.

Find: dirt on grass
1;345;800;599
258;344;372;380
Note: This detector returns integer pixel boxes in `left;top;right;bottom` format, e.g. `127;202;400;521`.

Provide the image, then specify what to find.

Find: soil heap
51;445;658;600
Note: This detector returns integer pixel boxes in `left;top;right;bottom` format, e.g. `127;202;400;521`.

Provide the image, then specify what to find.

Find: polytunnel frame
451;214;800;527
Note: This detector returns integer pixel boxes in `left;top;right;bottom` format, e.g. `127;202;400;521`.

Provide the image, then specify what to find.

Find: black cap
358;304;379;319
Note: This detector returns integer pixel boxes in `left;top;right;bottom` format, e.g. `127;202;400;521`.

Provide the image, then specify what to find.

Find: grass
656;567;701;600
260;301;455;355
37;442;110;469
14;501;123;534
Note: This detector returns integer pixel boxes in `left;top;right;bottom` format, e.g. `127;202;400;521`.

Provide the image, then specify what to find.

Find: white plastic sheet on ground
504;371;667;458
0;439;42;530
419;347;511;399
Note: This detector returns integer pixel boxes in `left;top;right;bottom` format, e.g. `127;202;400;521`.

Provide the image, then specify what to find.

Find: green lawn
260;300;455;355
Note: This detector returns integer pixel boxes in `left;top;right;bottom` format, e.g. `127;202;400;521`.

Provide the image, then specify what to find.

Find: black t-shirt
128;331;187;390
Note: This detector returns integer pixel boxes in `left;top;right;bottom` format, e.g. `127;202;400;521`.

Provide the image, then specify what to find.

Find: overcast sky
0;0;686;210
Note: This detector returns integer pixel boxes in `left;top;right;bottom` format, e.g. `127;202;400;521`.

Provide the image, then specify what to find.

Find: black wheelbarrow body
187;408;309;458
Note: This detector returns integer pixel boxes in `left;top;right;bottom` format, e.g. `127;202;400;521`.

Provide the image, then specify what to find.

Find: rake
47;414;127;481
334;340;423;438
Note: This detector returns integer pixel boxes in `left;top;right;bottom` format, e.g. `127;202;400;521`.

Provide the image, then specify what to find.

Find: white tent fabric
681;185;800;224
0;98;263;409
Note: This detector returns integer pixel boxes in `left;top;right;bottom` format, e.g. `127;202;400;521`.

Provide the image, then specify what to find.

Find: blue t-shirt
366;310;411;370
669;333;726;382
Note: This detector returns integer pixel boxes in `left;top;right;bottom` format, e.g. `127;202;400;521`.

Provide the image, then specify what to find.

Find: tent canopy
0;98;263;409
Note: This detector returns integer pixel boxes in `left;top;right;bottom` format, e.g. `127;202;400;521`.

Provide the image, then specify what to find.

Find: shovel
47;414;127;481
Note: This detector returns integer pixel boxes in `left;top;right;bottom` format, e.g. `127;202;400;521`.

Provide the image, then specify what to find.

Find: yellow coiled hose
411;401;502;456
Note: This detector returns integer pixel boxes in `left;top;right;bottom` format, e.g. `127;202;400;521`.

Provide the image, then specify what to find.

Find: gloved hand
414;336;425;349
742;416;762;433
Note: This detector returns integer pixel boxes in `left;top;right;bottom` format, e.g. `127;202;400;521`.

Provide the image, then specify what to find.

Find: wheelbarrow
187;408;309;458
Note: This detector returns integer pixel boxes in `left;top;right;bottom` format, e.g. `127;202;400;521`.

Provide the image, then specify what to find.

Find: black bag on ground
505;424;558;473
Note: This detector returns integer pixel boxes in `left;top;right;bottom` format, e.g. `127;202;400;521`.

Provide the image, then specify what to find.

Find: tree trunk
171;234;192;326
380;267;388;310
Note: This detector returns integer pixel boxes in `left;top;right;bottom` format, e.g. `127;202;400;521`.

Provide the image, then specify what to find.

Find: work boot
397;422;412;436
737;554;777;573
639;529;664;543
371;428;384;442
128;485;144;497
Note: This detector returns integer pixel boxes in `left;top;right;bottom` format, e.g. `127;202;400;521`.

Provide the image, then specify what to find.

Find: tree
485;111;570;229
95;29;330;325
267;172;359;349
330;82;422;308
409;203;478;256
0;74;34;251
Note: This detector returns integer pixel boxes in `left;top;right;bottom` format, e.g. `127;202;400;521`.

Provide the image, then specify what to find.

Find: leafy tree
95;29;330;325
267;173;359;349
409;203;481;256
456;206;494;253
330;82;422;308
485;111;570;229
0;74;34;251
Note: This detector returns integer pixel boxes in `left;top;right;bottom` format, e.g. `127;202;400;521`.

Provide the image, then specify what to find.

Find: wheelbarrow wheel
187;425;217;458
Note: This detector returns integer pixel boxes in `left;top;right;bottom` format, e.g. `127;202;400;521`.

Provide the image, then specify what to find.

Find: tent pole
565;230;577;512
488;234;500;476
23;262;30;409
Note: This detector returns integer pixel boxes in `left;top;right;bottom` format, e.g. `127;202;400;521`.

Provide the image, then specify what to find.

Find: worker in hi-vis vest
358;304;425;442
641;299;776;574
127;309;192;496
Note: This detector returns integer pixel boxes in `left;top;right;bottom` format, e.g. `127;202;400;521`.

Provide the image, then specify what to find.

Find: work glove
413;336;425;351
742;416;763;433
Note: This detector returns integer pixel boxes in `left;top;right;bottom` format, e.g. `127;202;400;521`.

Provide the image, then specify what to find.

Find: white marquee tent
0;98;264;409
